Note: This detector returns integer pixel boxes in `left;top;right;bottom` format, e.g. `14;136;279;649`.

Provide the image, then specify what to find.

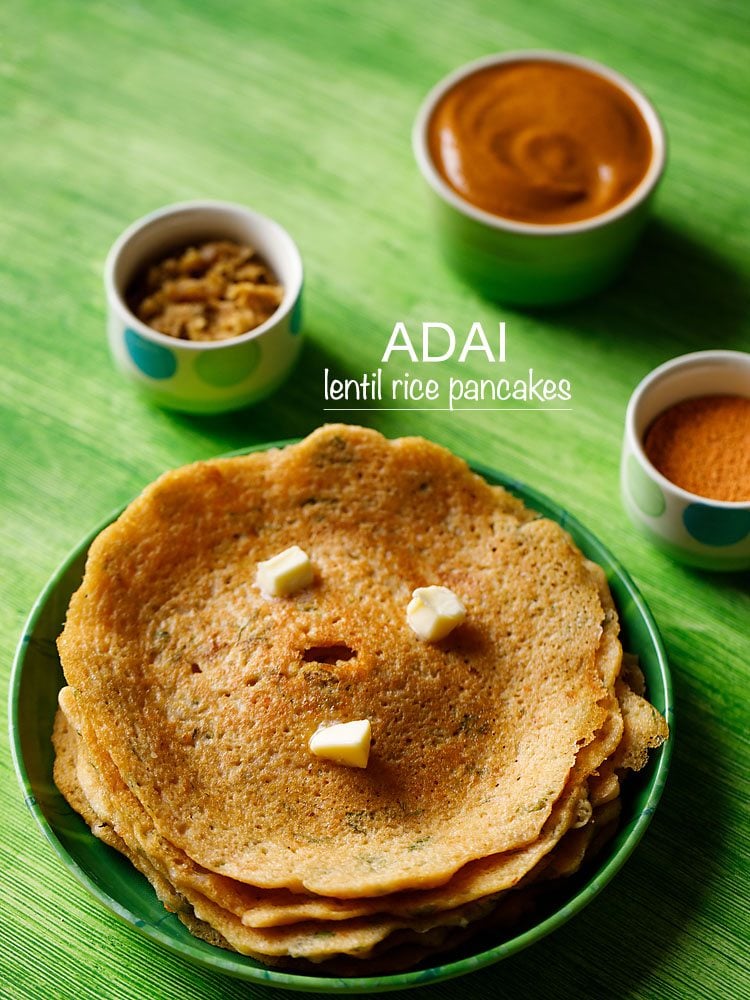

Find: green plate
9;448;673;994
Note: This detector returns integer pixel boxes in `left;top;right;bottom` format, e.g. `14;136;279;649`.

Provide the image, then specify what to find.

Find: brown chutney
427;60;653;225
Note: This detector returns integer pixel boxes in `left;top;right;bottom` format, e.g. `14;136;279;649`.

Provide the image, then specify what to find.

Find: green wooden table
1;1;748;998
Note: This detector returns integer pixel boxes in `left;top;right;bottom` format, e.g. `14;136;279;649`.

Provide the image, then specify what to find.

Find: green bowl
8;450;673;993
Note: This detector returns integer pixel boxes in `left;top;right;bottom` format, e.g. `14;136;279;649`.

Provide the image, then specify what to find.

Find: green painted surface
0;1;748;999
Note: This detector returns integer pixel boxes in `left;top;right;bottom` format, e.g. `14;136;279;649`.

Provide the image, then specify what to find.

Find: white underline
322;407;573;412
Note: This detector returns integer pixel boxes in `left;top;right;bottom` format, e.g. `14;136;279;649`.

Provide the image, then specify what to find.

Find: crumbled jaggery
128;240;284;341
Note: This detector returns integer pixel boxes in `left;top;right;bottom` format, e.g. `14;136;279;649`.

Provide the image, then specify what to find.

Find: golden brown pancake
55;704;612;964
53;710;192;921
589;657;670;808
57;426;613;896
59;685;587;927
54;662;660;967
52;426;669;969
61;702;500;960
55;550;621;931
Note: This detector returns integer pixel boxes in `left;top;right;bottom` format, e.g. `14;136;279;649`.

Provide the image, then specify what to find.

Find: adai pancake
60;686;585;927
57;704;611;965
589;657;669;807
60;704;502;960
53;710;198;926
58;425;614;896
56;554;621;929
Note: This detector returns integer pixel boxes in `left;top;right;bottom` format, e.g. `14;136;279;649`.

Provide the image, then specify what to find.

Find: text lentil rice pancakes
53;426;668;971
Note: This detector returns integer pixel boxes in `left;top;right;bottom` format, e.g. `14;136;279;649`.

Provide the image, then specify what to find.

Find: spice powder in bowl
643;395;750;502
127;240;284;342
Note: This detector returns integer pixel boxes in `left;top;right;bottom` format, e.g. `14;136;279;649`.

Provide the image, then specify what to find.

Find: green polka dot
683;503;750;547
627;455;666;517
194;341;261;387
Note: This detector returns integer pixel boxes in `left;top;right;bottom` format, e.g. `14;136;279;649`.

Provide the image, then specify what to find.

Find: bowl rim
103;199;304;352
625;349;750;510
8;447;673;993
412;49;667;237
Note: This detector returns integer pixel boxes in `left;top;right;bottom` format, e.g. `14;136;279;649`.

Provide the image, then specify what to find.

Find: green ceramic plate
9;448;673;994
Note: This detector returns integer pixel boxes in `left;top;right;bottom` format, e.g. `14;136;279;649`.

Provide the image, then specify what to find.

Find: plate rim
8;441;674;993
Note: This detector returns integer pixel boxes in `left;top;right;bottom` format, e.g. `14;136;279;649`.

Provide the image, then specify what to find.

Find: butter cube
407;585;466;641
256;545;313;598
309;719;372;768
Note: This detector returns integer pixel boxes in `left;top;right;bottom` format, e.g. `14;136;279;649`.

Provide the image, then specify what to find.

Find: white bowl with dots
621;350;750;571
104;200;303;414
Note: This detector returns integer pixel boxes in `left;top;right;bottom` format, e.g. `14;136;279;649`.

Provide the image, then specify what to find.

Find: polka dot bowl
621;349;750;571
104;200;303;413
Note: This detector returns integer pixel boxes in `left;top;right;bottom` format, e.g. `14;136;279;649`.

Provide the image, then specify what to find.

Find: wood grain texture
1;0;748;997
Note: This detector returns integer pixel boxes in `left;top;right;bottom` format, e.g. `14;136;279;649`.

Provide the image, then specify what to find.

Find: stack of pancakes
54;425;668;972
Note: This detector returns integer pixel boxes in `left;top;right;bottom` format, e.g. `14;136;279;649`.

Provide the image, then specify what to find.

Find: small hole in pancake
191;663;202;673
302;645;357;664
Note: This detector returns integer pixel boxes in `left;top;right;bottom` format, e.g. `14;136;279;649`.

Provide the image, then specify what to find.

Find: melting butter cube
407;585;466;641
256;545;313;598
309;720;372;768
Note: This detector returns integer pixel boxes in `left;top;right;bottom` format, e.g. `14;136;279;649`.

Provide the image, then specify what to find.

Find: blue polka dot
290;293;302;335
125;328;177;380
683;503;750;547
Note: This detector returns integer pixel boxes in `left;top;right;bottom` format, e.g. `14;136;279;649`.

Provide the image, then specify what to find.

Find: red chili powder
643;394;750;502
